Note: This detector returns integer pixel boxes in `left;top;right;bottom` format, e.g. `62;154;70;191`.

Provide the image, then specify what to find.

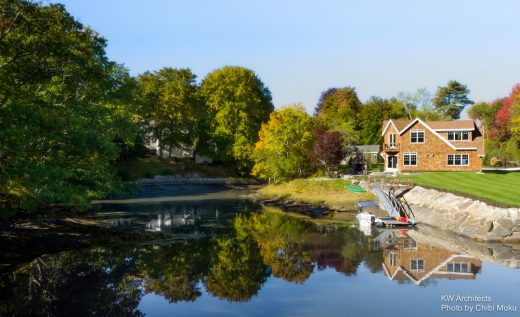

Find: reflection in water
204;235;269;302
92;199;253;233
0;210;377;315
0;205;513;316
145;209;196;231
375;230;482;286
0;248;145;316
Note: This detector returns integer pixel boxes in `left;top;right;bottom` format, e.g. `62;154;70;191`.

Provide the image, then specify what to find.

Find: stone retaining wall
404;186;520;242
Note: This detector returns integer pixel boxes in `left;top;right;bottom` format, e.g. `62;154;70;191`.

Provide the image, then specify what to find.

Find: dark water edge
0;185;252;271
1;185;520;317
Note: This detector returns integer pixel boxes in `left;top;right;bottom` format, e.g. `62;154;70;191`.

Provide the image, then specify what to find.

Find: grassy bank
397;172;520;207
259;179;375;211
261;205;358;226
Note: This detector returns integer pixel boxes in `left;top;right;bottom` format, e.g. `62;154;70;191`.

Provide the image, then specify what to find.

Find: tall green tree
433;80;474;119
313;87;338;115
200;66;273;173
315;87;362;145
357;97;408;145
0;1;139;211
252;105;315;181
468;101;501;131
138;68;205;160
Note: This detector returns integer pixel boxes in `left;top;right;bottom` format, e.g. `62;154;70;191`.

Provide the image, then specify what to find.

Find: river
1;185;519;316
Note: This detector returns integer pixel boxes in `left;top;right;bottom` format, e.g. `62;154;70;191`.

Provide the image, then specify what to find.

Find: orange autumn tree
469;84;520;165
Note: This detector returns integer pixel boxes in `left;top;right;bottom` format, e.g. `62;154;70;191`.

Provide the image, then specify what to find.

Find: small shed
355;145;380;163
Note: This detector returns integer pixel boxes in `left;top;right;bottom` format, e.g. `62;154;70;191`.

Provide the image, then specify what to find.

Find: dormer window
448;131;469;141
410;130;424;143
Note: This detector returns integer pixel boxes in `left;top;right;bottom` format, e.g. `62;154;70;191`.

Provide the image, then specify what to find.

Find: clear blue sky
53;0;520;113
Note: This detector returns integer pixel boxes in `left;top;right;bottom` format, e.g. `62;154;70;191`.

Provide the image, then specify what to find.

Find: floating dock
356;181;418;228
374;217;416;228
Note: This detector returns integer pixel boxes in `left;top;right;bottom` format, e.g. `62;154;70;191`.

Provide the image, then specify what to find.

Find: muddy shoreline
0;184;346;273
242;192;331;217
0;216;174;274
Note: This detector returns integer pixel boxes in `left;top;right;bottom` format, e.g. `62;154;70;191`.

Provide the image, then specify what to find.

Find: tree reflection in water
204;236;269;301
0;248;144;316
0;210;381;315
139;240;210;303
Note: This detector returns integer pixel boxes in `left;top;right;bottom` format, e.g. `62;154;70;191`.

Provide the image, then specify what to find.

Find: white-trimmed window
448;131;469;141
403;239;417;249
447;262;468;273
403;152;417;166
447;154;469;166
389;133;396;147
411;259;424;271
411;130;424;143
389;252;397;267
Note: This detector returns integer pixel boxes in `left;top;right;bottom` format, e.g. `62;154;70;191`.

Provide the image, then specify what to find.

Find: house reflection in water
146;210;196;232
375;230;482;285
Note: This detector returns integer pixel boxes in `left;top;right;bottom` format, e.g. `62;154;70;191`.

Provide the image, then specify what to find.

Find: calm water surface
1;185;519;317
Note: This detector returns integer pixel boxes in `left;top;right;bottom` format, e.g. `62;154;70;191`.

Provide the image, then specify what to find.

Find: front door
387;155;397;172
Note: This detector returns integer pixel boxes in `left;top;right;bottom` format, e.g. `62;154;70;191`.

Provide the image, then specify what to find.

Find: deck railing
383;143;400;152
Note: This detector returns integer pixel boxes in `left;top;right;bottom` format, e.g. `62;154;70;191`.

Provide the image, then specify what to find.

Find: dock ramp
372;184;414;219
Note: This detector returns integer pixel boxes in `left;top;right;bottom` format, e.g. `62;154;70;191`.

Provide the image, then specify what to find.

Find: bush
490;157;502;167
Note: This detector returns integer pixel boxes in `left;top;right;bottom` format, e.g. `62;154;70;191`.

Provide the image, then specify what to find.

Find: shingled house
381;118;484;172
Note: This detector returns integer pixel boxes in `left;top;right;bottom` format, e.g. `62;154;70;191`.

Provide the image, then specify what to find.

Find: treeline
1;1;517;212
1;1;142;212
0;1;275;212
252;82;474;181
138;66;273;173
469;85;520;166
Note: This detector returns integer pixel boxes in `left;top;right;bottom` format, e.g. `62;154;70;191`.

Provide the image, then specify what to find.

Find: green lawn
397;172;520;207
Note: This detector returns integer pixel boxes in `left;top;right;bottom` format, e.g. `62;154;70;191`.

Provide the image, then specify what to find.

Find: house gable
381;120;399;136
382;235;482;285
383;118;478;151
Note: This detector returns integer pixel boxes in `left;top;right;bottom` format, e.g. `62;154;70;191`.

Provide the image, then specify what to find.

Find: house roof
449;134;485;156
382;119;476;134
383;254;478;285
381;119;410;134
427;120;475;130
356;145;380;153
391;119;412;131
381;118;483;154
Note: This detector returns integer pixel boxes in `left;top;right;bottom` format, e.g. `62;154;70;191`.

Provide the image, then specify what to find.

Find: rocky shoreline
403;186;520;243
